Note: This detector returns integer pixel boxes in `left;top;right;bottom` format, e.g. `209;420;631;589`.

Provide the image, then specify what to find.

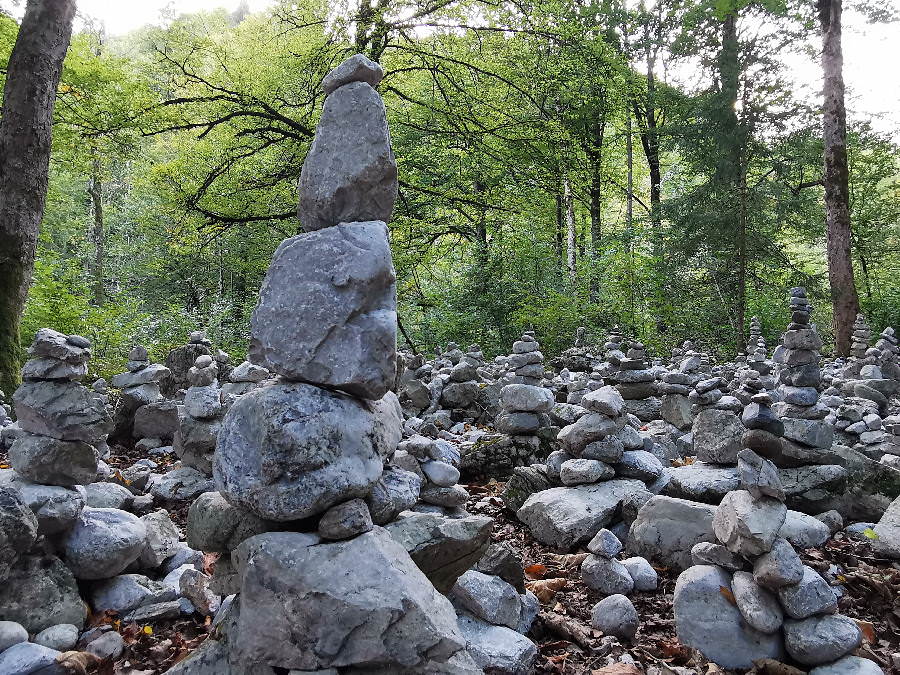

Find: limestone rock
591;594;639;640
9;433;98;486
249;222;397;399
0;486;38;582
0;554;86;632
713;490;786;557
13;380;111;443
627;496;717;571
783;614;861;666
456;613;537;675
62;507;148;579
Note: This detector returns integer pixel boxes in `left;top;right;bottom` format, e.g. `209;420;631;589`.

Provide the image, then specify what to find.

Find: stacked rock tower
496;332;553;459
196;55;478;673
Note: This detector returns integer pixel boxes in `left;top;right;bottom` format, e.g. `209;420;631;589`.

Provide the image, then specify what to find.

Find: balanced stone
9;433;98;487
321;53;384;95
214;382;400;521
249;221;397;400
713;490;786;557
298;79;397;231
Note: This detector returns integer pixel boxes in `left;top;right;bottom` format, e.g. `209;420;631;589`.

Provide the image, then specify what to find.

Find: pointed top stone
322;54;385;95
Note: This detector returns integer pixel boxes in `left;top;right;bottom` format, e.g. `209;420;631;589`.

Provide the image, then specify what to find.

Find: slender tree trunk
88;152;105;305
626;109;635;329
0;0;76;396
586;120;605;301
818;0;859;355
564;176;577;284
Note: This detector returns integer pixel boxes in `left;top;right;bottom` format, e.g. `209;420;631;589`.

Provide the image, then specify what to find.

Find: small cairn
876;327;900;380
109;345;171;443
173;355;231;475
221;359;269;397
161;331;213;397
439;344;483;420
673;447;869;670
746;316;763;355
610;341;660;422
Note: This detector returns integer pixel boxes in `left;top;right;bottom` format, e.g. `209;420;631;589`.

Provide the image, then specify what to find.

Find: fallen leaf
719;585;736;605
525;563;548;579
526;577;566;604
55;651;101;675
747;658;805;675
863;528;880;540
591;665;642;674
856;619;876;643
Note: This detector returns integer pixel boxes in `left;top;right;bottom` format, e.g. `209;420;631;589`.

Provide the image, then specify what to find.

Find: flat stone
13;380;111;443
560;458;614;485
783;614;862;666
298;81;397;232
713;490;786;557
616;450;663;482
674;565;784;669
214;382;399;521
90;574;176;614
249;222;397;399
450;570;522;629
517;480;646;549
809;656;883;674
236;529;465;670
753;537;804;589
456;613;537;675
664;464;739;503
499;384;554;413
321;54;384;95
580;386;624;417
690;542;746;571
385;511;492;593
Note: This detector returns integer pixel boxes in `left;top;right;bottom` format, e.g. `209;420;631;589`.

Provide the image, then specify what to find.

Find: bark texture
0;0;76;396
818;0;859;356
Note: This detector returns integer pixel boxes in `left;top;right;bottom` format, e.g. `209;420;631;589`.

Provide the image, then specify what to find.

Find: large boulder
627;495;717;571
13;380;111;443
385;510;492;593
664;464;739;503
133;400;179;441
0;554;86;632
62;507;148;579
214;382;400;521
516;480;646;549
674;565;784;669
248;222;396;400
9;433;98;487
235;529;466;671
456;613;537;675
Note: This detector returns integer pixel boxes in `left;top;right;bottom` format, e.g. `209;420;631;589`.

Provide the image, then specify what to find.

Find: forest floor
3;445;900;675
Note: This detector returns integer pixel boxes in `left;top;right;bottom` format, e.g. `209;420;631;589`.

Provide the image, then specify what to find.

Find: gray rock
0;620;27;651
783;614;862;666
872;492;900;558
731;571;783;633
616;450;664;482
0;554;86;631
451;570;522;629
779;509;830;549
517;480;646;549
150;466;214;501
627;496;717;571
179;568;220;616
587;528;623;558
674;565;784;669
62;507;148;579
420;483;469;507
321;54;385;95
690;542;746;571
621;556;657;591
249;223;396;399
9;433;98;487
664;464;739;503
13;380;110;443
581;554;634;594
3;478;83;536
0;642;62;675
499;384;554;413
737;449;785;501
124;600;183;623
456;613;537;675
236;529;465;670
0;487;38;582
214;382;399;520
591;594;639;640
317;498;373;540
385;510;492;593
753;537;804;589
809;656;883;675
777;565;838;619
421;460;460;487
133;400;179;441
84;481;133;510
187;491;276;553
559;458;614;485
298;81;397;232
713;490;786;557
556;412;622;454
137;509;180;569
366;467;422;525
692;409;743;464
90;573;175;613
782;418;834;449
814;509;844;534
580;386;624;417
84;630;125;660
581;436;625;463
33;623;78;651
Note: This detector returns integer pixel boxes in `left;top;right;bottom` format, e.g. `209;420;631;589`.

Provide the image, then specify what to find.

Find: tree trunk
88;152;105;305
626;109;636;329
0;0;76;396
818;0;859;355
564;176;577;284
586;120;605;301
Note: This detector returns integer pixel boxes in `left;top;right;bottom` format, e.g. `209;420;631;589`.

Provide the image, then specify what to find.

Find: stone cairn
673;447;869;671
183;55;509;673
496;332;551;454
876;326;900;380
173;355;230;475
161;331;212;398
440;343;483;421
746;315;762;354
109;345;171;444
610;341;659;422
221;359;269;397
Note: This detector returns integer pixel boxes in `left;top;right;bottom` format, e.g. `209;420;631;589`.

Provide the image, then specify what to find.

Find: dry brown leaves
527;577;567;604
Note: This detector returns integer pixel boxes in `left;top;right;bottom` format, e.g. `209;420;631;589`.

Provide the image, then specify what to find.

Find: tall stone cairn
746;316;762;355
850;314;871;360
496;332;553;462
203;54;476;673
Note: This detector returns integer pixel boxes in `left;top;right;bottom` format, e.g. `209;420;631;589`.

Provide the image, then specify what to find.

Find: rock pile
673;448;870;670
178;54;511;674
161;332;212;398
173;355;231;475
221;359;269;397
610;341;660;422
109;345;171;443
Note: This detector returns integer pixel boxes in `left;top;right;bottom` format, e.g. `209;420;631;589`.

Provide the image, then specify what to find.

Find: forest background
6;0;900;379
